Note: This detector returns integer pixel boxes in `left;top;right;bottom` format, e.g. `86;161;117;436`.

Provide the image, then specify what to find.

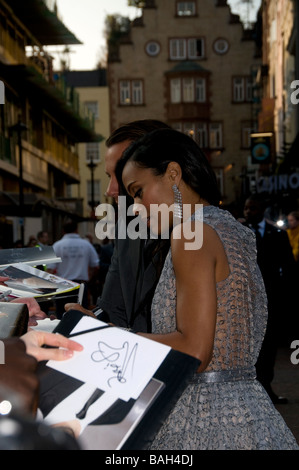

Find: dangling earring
172;184;183;221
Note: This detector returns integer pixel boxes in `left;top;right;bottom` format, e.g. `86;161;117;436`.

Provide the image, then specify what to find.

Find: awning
0;191;86;220
7;0;82;45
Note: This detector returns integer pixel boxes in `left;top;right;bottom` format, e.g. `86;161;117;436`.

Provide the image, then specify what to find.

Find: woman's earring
172;184;183;220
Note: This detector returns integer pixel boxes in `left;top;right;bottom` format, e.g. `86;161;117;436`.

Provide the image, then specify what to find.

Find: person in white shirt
48;219;99;316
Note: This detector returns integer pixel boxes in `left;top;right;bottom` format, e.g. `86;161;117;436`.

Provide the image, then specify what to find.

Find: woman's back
152;205;267;372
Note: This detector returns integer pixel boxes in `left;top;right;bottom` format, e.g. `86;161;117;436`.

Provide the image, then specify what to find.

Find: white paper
47;317;170;401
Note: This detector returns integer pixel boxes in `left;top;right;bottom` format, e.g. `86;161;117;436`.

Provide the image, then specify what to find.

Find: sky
50;0;261;71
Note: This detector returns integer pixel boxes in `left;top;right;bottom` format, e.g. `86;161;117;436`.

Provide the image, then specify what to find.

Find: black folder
37;310;200;450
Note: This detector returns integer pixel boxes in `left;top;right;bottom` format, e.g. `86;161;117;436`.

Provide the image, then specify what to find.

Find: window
172;122;222;149
233;77;253;103
182;78;194;102
66;184;73;198
241;123;254;149
86;142;100;163
233;78;244;102
209;123;223;148
183;122;196;138
170;39;186;60
197;123;208;148
171;78;181;103
132;80;143;104
119;80;144;105
170;77;206;103
177;2;196;16
188;38;204;59
84;101;99;119
214;168;224;198
195;78;206;102
120;81;130;105
170;38;204;60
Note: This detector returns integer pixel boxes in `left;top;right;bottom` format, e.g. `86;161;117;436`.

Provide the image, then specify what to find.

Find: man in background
48;219;99;317
36;231;49;248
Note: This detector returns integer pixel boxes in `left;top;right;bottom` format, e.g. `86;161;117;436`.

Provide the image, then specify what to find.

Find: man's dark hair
37;230;47;239
63;219;78;234
106;119;171;147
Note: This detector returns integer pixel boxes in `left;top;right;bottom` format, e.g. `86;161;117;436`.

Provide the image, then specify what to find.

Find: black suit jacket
96;218;164;332
246;221;296;313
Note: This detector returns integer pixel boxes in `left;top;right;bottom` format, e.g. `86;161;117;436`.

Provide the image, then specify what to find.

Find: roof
165;61;209;74
63;70;107;88
0;192;86;220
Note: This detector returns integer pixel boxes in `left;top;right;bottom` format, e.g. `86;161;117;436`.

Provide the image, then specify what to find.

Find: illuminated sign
256;173;299;194
251;133;272;165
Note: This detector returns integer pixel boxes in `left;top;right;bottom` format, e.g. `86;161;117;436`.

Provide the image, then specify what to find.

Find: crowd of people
0;119;299;450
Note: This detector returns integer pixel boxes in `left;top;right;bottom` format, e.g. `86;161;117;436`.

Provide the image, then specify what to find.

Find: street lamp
87;153;98;218
9;115;28;245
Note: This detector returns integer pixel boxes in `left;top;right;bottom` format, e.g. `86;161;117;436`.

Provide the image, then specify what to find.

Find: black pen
68;325;111;338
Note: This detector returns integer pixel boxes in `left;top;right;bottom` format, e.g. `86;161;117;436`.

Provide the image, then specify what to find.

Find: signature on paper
91;341;138;388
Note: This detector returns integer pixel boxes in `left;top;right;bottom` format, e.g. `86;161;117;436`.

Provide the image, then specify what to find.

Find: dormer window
177;2;196;16
169;38;205;60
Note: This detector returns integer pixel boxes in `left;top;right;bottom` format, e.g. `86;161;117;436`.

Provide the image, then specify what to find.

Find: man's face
105;139;132;203
40;232;49;244
243;199;264;225
287;215;299;229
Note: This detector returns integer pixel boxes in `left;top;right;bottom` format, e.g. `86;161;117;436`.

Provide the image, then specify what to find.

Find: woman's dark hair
116;128;221;206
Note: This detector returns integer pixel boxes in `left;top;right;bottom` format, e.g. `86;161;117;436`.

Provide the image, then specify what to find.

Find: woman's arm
139;222;228;372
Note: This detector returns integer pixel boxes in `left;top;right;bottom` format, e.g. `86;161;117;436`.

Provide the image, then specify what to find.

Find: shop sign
256;173;299;194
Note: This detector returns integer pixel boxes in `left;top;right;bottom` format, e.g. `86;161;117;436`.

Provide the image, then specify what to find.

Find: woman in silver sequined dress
117;128;299;450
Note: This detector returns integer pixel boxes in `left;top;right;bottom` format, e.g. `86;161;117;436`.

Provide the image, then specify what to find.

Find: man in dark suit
243;194;296;404
65;120;170;332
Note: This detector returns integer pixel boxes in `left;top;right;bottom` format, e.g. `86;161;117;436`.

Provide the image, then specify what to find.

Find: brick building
107;0;261;205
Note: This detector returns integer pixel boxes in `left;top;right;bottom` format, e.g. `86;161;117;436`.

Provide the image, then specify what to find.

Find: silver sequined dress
149;206;298;450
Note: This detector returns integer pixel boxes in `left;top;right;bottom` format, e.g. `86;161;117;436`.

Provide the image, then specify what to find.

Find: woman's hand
21;330;83;362
64;303;97;318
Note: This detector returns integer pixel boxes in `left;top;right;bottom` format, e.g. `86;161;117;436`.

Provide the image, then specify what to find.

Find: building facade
0;0;99;246
107;0;261;206
254;0;299;216
258;0;298;164
63;69;111;237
